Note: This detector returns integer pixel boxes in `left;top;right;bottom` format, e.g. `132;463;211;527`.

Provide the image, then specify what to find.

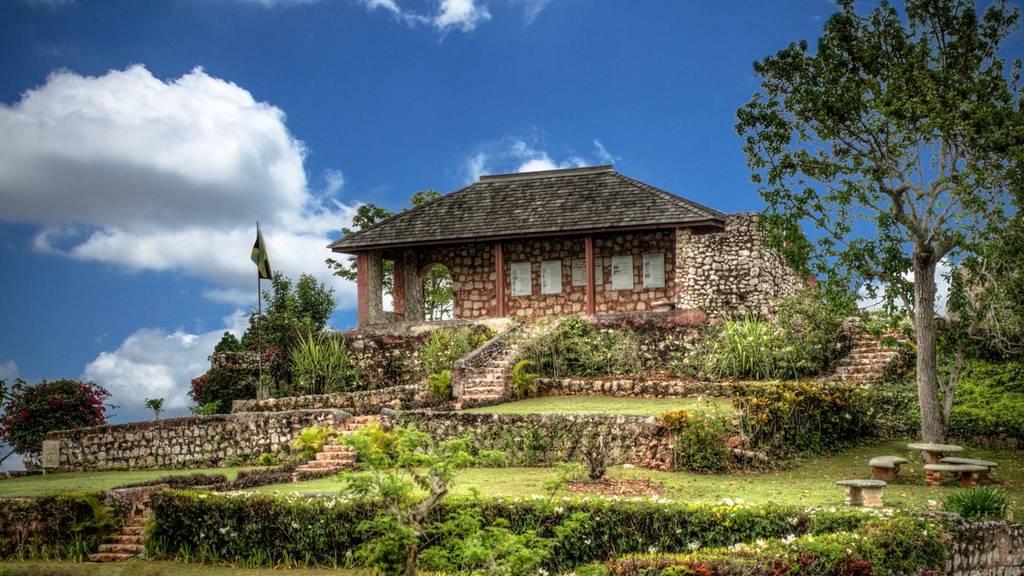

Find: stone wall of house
231;384;445;414
44;409;350;471
543;378;731;398
417;243;497;320
675;213;806;317
947;520;1024;575
393;410;672;469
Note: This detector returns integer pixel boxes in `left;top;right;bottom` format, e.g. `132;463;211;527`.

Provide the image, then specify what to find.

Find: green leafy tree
213;332;244;354
326;190;453;320
144;397;164;421
0;379;112;466
341;425;508;576
736;0;1024;442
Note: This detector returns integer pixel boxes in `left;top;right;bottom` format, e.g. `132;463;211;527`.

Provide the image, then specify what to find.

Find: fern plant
291;426;337;460
427;370;453;399
943;486;1009;521
510;359;538;399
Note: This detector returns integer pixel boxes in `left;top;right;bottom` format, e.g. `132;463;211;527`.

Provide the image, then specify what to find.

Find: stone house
329;165;806;327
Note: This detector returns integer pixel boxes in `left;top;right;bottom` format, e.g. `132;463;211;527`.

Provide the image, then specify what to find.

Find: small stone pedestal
868;456;908;481
923;464;988;487
836;479;887;508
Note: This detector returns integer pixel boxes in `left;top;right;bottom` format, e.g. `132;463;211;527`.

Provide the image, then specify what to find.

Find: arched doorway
420;263;454;321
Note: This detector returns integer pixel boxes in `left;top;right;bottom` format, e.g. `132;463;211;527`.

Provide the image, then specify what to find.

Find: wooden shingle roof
328;165;726;252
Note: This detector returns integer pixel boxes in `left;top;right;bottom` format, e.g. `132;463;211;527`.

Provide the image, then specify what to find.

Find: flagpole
256;220;264;399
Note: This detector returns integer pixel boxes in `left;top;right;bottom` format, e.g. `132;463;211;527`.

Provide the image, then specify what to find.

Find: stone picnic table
907;442;964;465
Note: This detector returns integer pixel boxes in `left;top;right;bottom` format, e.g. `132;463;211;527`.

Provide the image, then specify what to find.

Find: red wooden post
356;251;369;327
585;235;595;316
495;241;506;317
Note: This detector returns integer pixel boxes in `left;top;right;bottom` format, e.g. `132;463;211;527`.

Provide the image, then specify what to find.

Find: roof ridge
613;173;726;220
478;164;613;182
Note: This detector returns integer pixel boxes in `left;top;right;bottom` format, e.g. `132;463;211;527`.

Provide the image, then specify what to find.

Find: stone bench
923;463;988;487
836;479;887;508
868;455;909;481
940;457;999;482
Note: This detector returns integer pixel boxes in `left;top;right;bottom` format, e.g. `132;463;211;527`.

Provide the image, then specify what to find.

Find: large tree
326;190;454;321
736;0;1023;441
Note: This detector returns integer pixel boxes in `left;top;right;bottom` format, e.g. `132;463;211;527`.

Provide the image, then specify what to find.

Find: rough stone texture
396;410;673;469
231;385;444;414
45;409;351;471
674;213;806;317
543;378;731;398
822;321;911;384
211;351;260;370
947;520;1024;576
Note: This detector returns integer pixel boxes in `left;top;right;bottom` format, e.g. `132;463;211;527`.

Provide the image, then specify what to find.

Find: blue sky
1;0;1020;436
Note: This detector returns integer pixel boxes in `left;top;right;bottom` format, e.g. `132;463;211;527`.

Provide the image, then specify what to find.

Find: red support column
495;241;506;317
356;252;369;327
585;235;595;316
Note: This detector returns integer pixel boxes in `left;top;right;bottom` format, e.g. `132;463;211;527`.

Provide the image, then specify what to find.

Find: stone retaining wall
44;409;350;471
231;385;445;414
543;377;731;398
948;520;1024;575
394;410;672;469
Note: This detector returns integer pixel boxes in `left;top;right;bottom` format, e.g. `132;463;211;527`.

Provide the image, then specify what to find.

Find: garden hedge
600;515;945;576
148;491;912;572
0;493;120;560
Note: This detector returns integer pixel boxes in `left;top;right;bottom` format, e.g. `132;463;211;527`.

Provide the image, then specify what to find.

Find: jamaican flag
251;226;272;279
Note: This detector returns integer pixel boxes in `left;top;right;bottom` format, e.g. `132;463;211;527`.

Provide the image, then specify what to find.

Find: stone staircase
89;515;146;562
453;319;563;408
824;329;909;384
291;415;379;482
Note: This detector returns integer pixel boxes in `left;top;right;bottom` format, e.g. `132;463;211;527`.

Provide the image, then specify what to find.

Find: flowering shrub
0;379;112;465
660;408;733;473
602;515;945;576
732;380;871;458
148;491;905;572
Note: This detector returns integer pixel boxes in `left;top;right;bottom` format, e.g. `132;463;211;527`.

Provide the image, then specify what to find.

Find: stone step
113;535;143;545
88;553;136;562
299;459;350;470
322;444;353;453
98;543;144;555
121;525;144;535
316;452;354;463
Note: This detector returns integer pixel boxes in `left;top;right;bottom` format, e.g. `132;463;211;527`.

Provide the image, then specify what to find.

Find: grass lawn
253;439;1024;517
0;561;364;575
462;394;734;416
0;466;260;498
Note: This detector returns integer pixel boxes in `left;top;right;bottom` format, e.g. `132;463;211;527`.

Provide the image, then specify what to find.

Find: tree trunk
913;250;945;443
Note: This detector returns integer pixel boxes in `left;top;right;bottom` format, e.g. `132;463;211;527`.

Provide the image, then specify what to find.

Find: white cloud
0;360;17;381
0;65;358;310
857;257;952;315
83;310;249;421
434;0;490;31
461;136;617;182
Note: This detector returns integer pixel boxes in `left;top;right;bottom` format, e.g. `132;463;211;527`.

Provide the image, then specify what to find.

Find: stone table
907;442;964;465
836;479;887;508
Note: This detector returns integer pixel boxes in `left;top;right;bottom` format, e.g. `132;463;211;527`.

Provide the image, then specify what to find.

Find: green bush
427;369;453;400
148;491;904;572
116;473;228;490
660;408;732;473
0;493;120;560
602;516;944;576
943;487;1009;521
510;359;538;399
291;425;337;460
732;380;872;457
420;326;494;375
946;357;1024;441
189;367;256;414
289;332;361;395
522;316;645;378
692;290;851;381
